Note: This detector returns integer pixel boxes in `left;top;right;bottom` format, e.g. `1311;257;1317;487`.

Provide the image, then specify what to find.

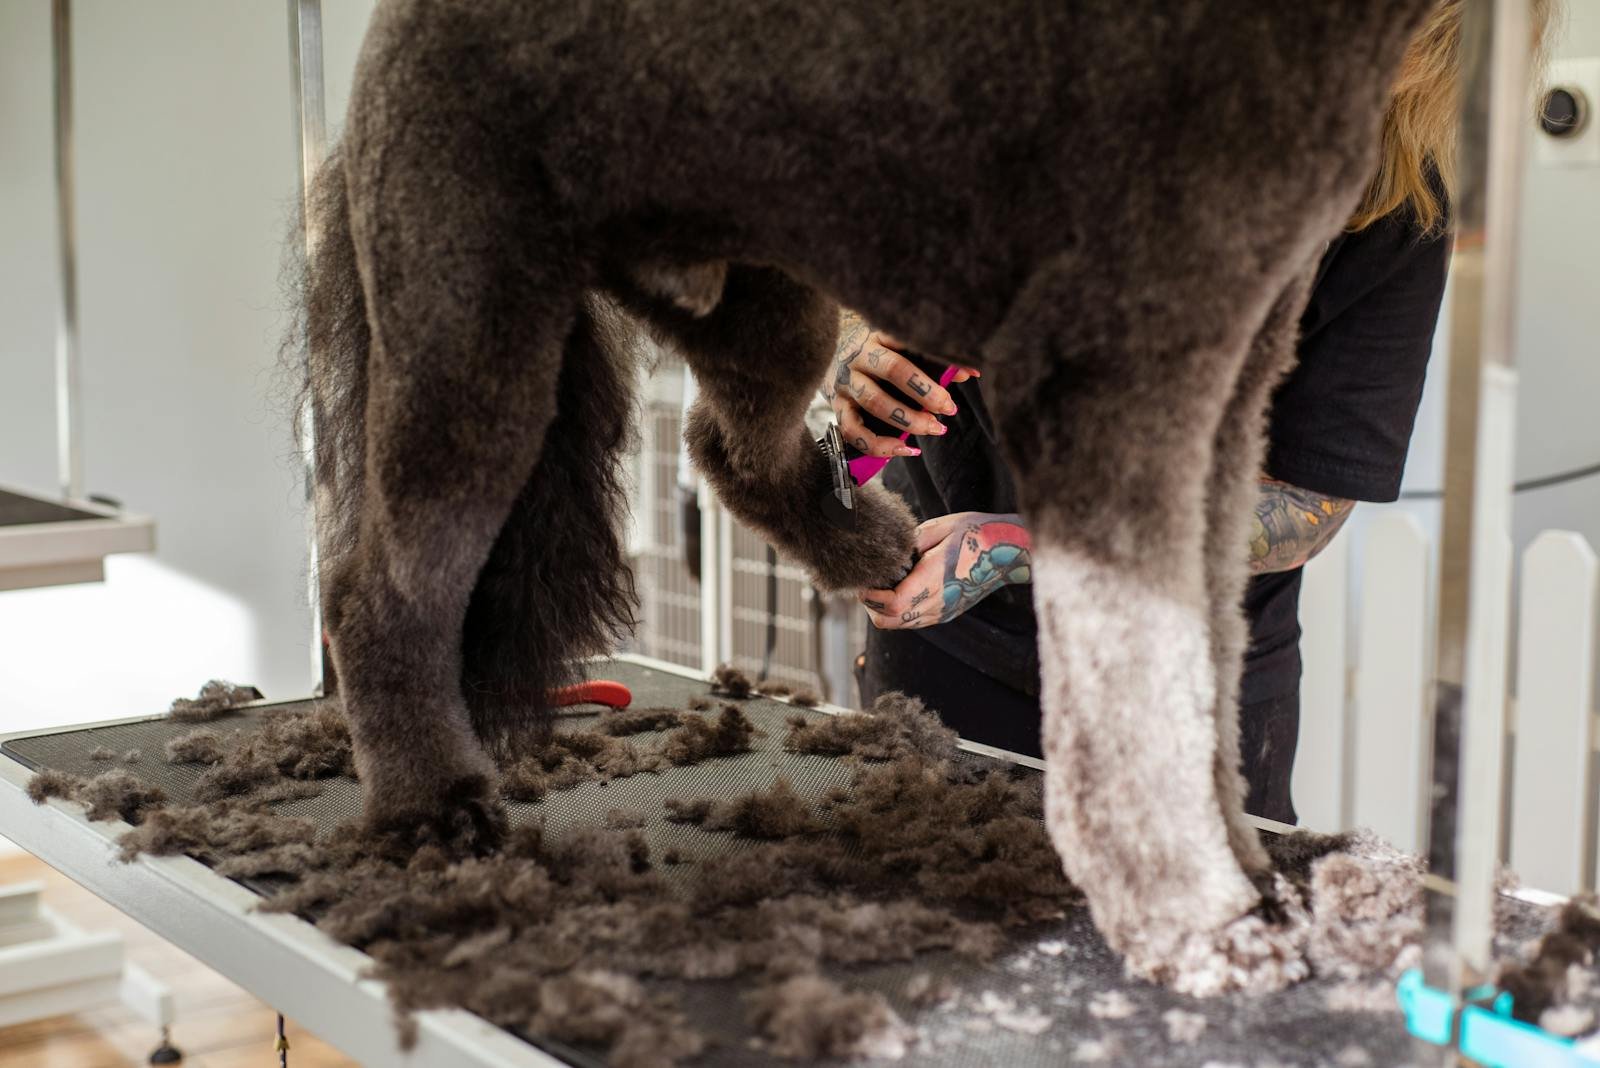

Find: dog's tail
288;144;638;746
289;144;369;614
458;296;640;750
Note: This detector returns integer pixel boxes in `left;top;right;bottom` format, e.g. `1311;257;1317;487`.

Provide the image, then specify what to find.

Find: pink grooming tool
845;364;964;486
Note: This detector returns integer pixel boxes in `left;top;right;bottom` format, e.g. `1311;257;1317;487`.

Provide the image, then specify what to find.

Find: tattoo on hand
906;375;930;397
852;435;869;454
909;588;931;608
889;407;909;428
900;610;922;624
1249;480;1354;574
940;515;1031;624
863;598;887;612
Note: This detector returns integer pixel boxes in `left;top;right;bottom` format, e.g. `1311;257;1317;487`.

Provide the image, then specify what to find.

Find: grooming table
0;655;1561;1067
0;484;154;592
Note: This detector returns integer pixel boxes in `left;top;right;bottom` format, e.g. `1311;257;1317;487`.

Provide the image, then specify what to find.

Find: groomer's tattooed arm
1248;479;1355;574
860;512;1031;630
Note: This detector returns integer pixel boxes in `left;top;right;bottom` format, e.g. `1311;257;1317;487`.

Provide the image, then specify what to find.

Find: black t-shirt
883;209;1451;702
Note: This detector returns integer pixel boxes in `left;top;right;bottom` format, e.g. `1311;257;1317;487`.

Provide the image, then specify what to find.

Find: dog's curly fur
285;0;1433;986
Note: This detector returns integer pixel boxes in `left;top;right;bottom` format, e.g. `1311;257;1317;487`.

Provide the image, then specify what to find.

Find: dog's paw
360;774;508;861
805;482;918;592
1122;878;1312;997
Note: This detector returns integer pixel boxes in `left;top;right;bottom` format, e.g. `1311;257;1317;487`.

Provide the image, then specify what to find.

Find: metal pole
52;0;84;502
1418;0;1531;1042
289;0;333;694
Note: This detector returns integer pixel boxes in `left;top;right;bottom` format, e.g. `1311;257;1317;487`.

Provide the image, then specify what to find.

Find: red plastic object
549;680;633;709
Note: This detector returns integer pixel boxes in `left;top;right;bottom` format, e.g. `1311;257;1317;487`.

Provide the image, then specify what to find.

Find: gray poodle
293;0;1434;990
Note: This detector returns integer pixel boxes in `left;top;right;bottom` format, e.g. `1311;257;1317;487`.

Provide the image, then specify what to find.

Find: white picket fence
1295;514;1599;895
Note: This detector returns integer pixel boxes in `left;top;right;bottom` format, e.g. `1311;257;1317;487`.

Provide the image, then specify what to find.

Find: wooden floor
0;853;356;1068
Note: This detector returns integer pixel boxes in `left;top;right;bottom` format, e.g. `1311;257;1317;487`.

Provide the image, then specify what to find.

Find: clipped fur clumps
89;746;117;762
76;771;167;825
168;680;262;722
1498;895;1600;1024
745;975;910;1060
27;769;164;826
531;971;705;1068
664;778;817;840
784;692;958;764
788;688;821;708
26;769;84;804
685;695;713;712
500;730;665;801
192;703;354;803
598;707;684;736
165;728;227;766
659;706;755;764
709;663;753;700
754;679;792;698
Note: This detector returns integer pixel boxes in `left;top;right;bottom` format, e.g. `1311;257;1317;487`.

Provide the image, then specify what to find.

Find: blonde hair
1349;0;1559;234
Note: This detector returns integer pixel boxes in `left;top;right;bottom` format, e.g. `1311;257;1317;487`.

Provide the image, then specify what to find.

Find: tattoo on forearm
1249;480;1355;574
939;515;1032;623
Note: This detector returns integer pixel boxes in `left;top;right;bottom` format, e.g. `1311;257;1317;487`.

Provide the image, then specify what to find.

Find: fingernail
934;424;948;435
897;446;921;457
947;403;959;415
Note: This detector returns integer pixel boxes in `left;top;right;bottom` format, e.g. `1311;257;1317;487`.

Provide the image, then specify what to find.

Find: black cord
1398;459;1600;500
276;1013;289;1067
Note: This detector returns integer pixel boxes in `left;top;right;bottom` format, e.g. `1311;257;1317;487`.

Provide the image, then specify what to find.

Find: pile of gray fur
24;673;1592;1067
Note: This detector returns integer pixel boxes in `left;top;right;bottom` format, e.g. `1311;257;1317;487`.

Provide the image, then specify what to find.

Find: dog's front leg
986;254;1307;993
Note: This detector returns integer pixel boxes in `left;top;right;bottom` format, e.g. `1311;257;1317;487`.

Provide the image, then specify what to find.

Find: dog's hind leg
324;113;580;852
986;252;1305;994
1201;267;1317;877
618;264;918;594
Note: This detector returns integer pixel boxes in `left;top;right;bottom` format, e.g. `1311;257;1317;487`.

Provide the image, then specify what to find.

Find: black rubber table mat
2;659;1555;1067
0;489;102;527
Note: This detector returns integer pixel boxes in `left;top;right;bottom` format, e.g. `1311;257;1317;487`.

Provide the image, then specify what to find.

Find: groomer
829;2;1467;825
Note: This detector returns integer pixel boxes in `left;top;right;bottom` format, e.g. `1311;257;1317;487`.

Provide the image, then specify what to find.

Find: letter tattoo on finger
889;408;910;428
906;375;930;397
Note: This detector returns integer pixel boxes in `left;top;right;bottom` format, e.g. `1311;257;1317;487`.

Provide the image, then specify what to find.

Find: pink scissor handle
845;364;964;486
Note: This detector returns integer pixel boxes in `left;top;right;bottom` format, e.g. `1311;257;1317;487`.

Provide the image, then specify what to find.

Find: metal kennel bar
52;0;83;503
1418;0;1533;1046
288;0;334;695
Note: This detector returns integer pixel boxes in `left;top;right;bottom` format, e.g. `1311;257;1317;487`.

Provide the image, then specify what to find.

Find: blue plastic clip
1397;967;1600;1068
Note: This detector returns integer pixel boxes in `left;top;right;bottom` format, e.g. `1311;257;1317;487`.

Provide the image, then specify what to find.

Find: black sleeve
1262;217;1451;503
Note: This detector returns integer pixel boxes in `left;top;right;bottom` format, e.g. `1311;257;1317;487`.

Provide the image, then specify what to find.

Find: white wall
0;1;374;735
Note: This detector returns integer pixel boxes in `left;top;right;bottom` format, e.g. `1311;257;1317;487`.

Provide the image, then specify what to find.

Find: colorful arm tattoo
933;515;1032;624
1248;479;1355;574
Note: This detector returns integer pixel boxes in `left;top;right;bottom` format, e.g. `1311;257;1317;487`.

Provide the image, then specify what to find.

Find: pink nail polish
908;447;922;456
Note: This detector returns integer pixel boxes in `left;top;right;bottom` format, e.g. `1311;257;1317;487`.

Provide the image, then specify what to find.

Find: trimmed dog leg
325;106;578;852
986;254;1304;993
1202;269;1317;878
621;264;918;593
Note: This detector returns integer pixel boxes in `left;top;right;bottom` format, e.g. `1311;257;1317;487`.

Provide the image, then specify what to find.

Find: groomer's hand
822;310;975;458
860;511;1032;629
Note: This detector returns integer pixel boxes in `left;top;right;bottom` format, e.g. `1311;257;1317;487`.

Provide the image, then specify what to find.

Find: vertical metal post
1418;0;1530;1042
698;493;724;675
52;0;84;502
289;0;332;693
